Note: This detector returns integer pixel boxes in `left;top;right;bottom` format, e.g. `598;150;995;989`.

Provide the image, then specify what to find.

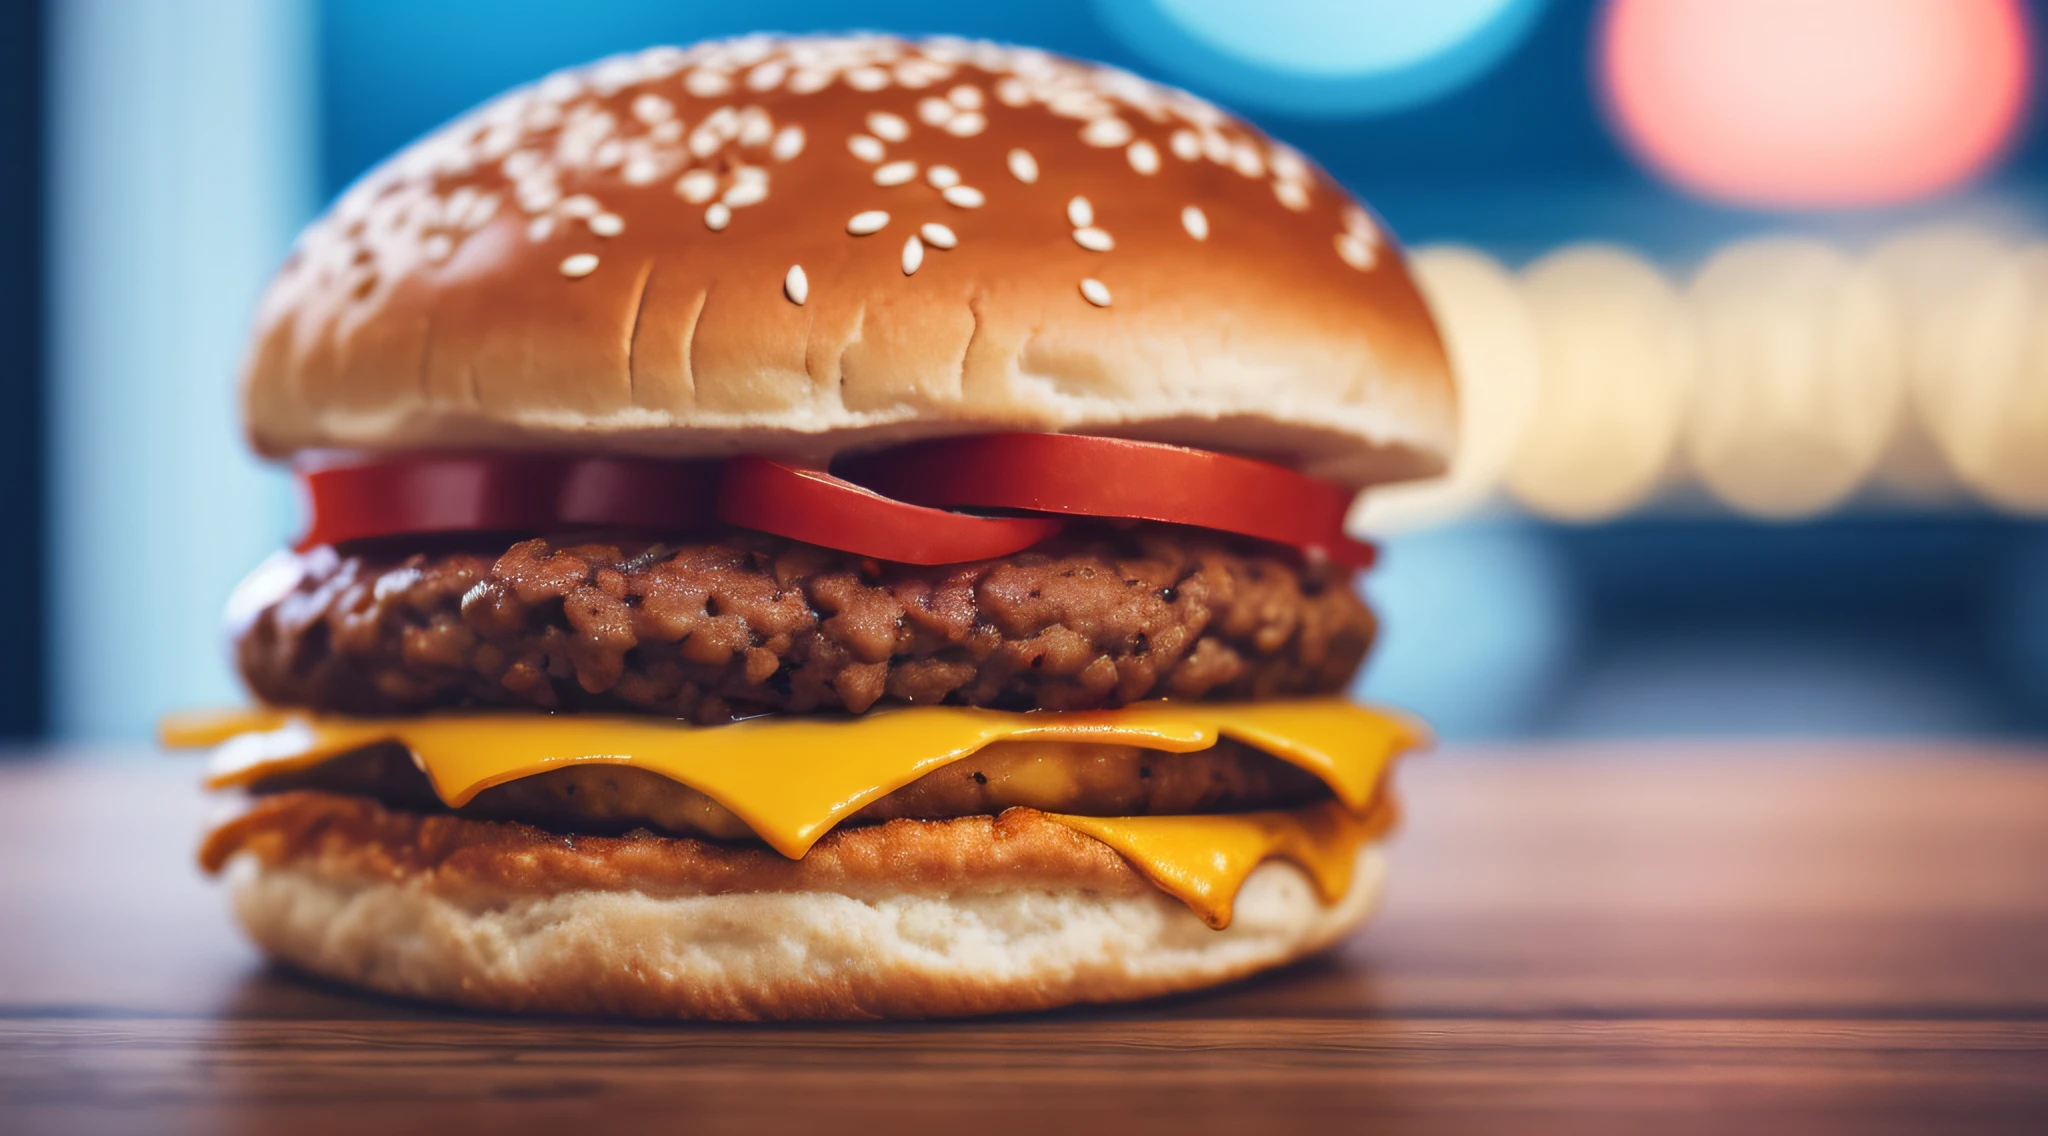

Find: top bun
242;36;1454;487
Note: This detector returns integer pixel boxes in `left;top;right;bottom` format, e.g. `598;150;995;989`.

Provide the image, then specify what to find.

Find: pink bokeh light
1598;0;2030;209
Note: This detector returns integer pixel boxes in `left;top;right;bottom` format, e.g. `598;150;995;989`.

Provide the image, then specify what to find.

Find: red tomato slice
293;438;1373;569
297;456;716;549
714;455;1064;565
840;434;1376;568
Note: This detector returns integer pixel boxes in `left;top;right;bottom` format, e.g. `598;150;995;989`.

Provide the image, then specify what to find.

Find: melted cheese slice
162;699;1421;926
1049;801;1380;929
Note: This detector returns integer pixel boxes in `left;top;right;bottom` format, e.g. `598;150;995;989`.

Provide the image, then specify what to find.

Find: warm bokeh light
1921;243;2048;514
1686;238;1903;519
1866;226;2011;501
1599;0;2030;208
1354;246;1538;534
1507;245;1692;523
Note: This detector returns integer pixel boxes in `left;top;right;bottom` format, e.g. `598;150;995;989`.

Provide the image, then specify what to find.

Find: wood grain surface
3;745;2046;1134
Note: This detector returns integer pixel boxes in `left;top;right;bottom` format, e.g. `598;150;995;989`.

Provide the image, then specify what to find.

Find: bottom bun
218;808;1386;1020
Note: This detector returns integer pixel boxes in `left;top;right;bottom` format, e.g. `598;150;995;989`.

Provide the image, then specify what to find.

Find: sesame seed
676;169;718;203
622;156;661;185
1072;227;1114;252
901;234;924;275
1270;146;1308;182
518;183;561;213
901;57;951;85
464;194;501;229
738;108;774;147
1081;117;1133;147
638;44;685;75
307;40;1369;321
538;73;581;103
874;160;918;186
867;111;909;142
1335;233;1374;270
1066;196;1094;228
847;210;890;235
632;93;674;124
560;253;599;278
848;134;886;163
771;124;806;161
785;264;809;304
722;179;768;208
684;69;731;98
1231;141;1265;178
894;60;940;88
1050;90;1107;119
1079;278;1111;307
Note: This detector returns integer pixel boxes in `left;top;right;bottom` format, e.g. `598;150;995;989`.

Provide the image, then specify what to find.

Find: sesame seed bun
242;35;1454;487
205;792;1390;1020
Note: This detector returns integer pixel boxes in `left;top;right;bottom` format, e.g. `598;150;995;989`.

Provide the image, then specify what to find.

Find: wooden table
3;745;2045;1134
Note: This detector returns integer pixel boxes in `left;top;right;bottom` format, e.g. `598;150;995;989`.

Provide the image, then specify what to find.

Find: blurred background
5;0;2045;744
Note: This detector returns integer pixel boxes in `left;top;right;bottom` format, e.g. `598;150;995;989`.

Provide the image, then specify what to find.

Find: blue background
12;0;2046;742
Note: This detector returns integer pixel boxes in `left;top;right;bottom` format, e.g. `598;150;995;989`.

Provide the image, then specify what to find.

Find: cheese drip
162;700;1420;925
1048;801;1381;928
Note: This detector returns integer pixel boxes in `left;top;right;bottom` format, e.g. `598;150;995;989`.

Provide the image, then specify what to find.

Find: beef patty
235;525;1373;724
249;737;1334;841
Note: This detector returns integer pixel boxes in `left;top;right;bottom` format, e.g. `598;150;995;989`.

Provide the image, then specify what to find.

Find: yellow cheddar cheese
163;699;1420;926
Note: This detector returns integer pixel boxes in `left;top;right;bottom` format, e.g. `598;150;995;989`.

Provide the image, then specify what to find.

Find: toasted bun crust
206;793;1388;1019
243;36;1453;487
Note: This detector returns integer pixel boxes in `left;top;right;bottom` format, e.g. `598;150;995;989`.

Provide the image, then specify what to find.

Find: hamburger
161;34;1454;1020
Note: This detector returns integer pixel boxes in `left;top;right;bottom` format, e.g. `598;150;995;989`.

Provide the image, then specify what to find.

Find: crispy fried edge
200;790;1398;907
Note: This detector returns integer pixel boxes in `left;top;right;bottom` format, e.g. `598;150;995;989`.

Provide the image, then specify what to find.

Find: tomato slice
839;434;1376;568
297;456;716;550
293;437;1373;570
714;455;1064;565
